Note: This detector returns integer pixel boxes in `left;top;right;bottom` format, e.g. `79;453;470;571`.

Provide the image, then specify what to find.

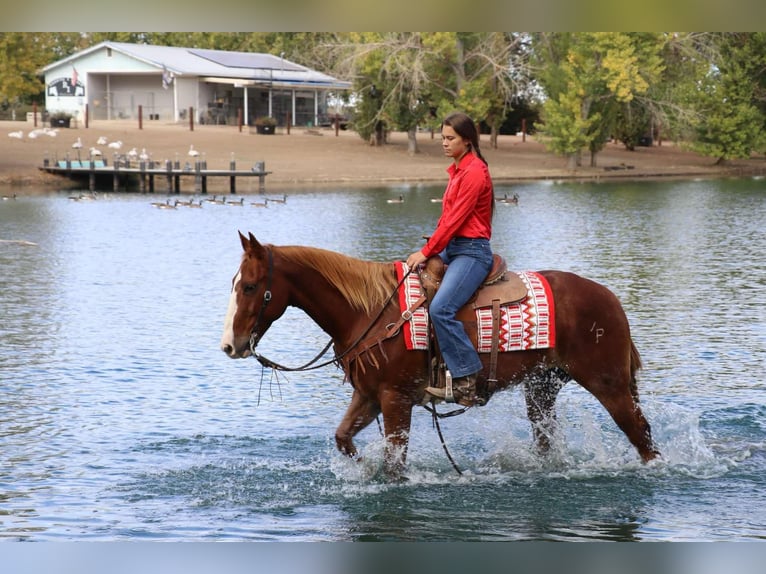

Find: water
0;178;764;541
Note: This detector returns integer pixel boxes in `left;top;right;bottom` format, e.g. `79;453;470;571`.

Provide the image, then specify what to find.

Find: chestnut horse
221;232;660;475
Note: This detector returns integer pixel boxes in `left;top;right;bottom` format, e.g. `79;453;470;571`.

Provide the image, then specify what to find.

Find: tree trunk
590;149;599;167
567;150;582;170
490;125;498;149
369;120;385;146
407;128;419;155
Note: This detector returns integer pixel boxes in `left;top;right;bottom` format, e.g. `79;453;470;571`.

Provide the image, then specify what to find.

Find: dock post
166;160;173;193
140;161;146;193
257;161;266;193
113;159;120;192
89;170;95;192
230;155;236;194
174;175;180;193
194;161;201;194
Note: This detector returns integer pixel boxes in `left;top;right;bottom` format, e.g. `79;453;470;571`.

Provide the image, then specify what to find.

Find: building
40;41;351;127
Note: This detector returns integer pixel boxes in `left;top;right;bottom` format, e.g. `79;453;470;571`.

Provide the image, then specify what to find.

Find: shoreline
2;120;765;192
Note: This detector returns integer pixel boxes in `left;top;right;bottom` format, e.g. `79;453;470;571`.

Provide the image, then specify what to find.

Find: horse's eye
242;283;259;294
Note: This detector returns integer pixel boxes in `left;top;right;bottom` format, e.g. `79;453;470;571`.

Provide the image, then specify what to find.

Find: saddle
418;254;528;404
419;254;527;308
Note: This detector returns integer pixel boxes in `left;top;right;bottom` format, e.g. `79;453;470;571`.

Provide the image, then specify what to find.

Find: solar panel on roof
189;49;304;72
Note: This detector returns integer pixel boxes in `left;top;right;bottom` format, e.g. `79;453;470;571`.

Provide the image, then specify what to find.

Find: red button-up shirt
422;153;493;258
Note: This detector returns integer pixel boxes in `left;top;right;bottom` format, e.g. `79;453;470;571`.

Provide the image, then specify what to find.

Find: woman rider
406;111;495;407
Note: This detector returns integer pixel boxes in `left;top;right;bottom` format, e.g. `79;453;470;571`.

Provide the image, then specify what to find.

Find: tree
323;33;532;152
533;33;665;168
687;33;766;163
0;33;57;106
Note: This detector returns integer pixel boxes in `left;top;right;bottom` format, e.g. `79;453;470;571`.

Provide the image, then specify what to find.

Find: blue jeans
429;237;493;378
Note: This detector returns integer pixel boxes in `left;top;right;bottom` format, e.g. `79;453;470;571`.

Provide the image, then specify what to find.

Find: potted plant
49;111;73;128
254;116;277;135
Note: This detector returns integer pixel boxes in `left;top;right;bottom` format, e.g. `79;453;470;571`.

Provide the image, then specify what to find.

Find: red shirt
422;153;493;258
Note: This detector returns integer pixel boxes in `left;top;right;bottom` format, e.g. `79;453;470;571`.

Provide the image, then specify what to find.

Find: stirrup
425;370;456;403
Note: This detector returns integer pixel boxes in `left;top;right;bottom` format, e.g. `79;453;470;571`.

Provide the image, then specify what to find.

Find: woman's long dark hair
442;111;495;216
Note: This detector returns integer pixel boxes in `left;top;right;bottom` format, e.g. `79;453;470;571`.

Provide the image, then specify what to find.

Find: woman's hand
406;250;427;270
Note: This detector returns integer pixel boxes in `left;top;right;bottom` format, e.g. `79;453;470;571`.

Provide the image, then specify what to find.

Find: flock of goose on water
149;193;286;209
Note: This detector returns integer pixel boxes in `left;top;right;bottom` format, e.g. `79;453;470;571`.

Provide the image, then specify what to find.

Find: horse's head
220;231;285;358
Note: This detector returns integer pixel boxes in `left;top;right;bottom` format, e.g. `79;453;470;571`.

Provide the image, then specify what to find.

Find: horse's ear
239;231;264;256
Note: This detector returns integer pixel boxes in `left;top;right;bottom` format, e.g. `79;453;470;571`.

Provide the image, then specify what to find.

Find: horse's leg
572;368;660;462
379;390;414;478
524;370;567;454
334;388;380;460
598;387;659;462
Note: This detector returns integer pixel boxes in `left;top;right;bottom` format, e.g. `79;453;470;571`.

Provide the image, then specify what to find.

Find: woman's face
441;124;470;162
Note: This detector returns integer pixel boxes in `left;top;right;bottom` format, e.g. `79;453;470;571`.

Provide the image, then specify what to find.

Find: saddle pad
476;271;556;352
395;263;555;352
395;262;430;350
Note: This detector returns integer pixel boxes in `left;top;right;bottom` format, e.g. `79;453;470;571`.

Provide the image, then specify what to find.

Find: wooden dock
39;157;271;194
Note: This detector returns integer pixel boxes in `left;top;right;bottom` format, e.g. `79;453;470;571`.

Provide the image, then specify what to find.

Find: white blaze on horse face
220;271;241;354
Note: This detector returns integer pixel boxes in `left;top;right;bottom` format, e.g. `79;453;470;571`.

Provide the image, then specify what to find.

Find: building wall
43;44;345;127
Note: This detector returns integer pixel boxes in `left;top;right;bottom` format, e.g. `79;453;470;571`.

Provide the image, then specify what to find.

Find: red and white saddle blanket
395;262;556;352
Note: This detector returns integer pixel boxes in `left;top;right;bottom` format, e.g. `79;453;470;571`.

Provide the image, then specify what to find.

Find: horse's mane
275;245;398;315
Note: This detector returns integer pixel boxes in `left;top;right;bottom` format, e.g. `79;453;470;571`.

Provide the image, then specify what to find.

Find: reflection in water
0;179;763;540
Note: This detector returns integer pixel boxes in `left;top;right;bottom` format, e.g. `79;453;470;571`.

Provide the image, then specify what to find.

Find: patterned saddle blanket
395;262;556;352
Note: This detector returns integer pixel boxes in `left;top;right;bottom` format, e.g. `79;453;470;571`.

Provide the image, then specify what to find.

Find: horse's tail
629;338;643;403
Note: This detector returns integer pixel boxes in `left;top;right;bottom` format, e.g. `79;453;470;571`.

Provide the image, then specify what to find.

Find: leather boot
425;373;485;407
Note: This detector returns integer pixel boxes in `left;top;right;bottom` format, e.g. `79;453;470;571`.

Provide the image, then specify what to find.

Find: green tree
0;33;58;106
533;32;665;168
687;33;766;163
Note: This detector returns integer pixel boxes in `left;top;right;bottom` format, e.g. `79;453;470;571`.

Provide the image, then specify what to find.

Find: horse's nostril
222;344;233;355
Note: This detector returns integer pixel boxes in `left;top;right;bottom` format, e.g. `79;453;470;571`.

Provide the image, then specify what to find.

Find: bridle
247;246;273;355
246;245;414;373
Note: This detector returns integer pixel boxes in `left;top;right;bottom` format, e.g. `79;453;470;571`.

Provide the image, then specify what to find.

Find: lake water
0;177;764;542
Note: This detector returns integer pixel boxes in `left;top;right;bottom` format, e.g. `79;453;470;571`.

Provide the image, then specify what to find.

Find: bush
254;116;277;127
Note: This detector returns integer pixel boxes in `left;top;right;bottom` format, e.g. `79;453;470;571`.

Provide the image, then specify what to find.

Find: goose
203;195;219;203
176;197;197;207
108;140;123;150
138;148;150;162
267;194;287;204
96;136;108;145
188;199;203;208
497;193;519;205
71;137;83;150
386;194;404;204
44;127;58;137
250;199;268;208
227;197;245;206
188;144;200;157
126;147;139;160
89;147;102;157
2;193;17;201
156;199;179;210
8;130;23;140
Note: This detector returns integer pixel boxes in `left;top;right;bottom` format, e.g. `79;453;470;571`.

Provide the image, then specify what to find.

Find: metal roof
42;41;351;90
